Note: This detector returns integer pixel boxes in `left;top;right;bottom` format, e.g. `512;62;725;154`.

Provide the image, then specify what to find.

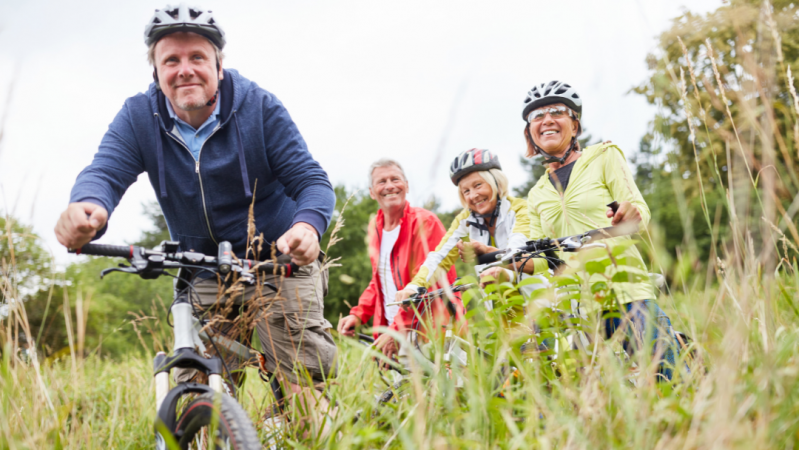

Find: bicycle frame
154;296;228;444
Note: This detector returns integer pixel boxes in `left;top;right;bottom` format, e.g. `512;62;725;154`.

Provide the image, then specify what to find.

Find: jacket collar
375;201;410;235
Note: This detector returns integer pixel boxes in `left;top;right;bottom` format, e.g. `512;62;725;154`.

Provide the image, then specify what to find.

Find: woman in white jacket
395;148;537;305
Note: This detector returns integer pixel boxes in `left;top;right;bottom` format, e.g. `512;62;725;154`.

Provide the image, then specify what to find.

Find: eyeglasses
527;105;574;123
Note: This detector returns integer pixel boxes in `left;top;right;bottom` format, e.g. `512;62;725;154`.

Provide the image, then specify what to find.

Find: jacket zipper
157;113;219;245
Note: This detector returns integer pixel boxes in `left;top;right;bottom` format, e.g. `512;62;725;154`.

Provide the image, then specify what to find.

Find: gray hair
368;158;406;186
147;35;225;67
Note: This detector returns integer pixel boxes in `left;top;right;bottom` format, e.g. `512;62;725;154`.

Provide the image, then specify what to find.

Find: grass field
3;253;799;449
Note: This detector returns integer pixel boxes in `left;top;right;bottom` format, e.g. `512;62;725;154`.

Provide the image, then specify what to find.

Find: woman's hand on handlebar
457;241;497;263
607;201;641;226
337;315;362;337
395;288;416;307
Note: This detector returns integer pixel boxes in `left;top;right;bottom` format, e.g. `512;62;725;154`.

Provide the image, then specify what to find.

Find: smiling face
369;165;409;213
154;32;222;112
459;171;497;215
527;102;580;156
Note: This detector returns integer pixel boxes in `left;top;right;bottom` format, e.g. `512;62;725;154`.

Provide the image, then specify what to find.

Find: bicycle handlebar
385;283;476;308
69;241;299;279
476;222;638;265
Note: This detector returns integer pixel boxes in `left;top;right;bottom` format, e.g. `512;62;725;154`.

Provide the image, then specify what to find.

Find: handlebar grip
477;250;505;265
243;260;301;277
70;243;136;258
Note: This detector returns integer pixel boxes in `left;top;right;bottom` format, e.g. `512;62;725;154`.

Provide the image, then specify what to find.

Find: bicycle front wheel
174;392;260;450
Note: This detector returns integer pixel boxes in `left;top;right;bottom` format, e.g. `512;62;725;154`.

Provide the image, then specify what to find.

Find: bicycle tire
174;392;260;450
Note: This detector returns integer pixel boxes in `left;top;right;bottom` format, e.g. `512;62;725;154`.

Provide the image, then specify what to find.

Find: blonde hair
457;168;509;209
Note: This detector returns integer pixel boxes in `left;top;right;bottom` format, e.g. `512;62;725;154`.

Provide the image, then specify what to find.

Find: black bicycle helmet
522;80;582;122
144;3;226;49
449;148;502;186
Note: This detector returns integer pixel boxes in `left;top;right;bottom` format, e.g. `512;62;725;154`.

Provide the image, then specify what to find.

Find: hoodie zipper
156;113;219;245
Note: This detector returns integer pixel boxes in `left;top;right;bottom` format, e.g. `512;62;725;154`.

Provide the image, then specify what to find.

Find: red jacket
350;201;460;338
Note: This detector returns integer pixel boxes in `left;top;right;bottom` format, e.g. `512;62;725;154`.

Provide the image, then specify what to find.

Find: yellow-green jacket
405;196;531;291
527;142;655;305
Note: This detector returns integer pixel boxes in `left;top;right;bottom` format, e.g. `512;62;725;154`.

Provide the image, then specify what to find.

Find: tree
319;186;378;323
0;215;52;304
135;201;171;249
632;0;799;268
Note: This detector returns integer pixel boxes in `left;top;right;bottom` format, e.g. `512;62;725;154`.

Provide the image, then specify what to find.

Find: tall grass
4;3;799;449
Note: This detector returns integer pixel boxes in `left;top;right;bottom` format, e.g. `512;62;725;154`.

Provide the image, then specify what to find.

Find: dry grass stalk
320;191;358;272
787;67;799;159
706;38;757;188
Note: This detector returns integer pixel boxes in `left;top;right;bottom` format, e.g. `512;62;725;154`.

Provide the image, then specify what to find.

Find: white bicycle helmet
522;80;582;122
144;4;226;49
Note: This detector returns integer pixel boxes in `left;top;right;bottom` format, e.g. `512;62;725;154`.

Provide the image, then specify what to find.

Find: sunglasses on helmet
527;105;574;123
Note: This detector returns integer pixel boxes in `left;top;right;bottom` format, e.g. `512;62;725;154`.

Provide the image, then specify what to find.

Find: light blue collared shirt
166;94;221;161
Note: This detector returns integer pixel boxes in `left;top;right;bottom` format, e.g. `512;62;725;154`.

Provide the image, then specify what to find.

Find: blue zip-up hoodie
70;69;335;259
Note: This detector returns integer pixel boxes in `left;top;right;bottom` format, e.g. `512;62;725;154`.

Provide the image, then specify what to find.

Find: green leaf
610;240;637;257
585;260;607;275
591;281;609;293
517;276;546;288
615;256;646;270
551;275;580;287
611;270;649;283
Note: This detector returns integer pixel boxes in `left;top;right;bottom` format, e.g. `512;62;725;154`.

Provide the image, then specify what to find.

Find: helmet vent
521;80;582;121
189;9;201;19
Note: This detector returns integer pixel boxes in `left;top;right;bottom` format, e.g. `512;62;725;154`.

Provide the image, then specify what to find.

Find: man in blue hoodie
53;4;337;418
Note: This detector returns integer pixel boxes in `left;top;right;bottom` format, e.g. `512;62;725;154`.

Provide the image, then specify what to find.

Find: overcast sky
0;0;721;264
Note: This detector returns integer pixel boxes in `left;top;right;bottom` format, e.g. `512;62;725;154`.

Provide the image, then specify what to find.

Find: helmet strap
535;137;577;165
205;90;219;107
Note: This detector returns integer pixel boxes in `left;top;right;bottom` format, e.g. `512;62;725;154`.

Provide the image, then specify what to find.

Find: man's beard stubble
175;94;209;111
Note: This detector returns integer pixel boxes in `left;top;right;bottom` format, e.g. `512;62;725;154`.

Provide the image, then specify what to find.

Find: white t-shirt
379;226;401;326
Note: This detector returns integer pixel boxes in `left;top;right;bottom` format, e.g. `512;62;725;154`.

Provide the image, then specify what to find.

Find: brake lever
100;266;140;278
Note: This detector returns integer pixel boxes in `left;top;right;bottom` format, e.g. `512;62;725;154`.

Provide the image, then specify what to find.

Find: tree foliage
320;186;377;324
632;0;799;268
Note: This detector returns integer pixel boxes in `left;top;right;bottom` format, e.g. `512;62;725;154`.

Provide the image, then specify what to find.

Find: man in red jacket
337;158;459;363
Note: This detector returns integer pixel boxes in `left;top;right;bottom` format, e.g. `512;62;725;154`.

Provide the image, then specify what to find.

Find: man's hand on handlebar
457;240;497;263
276;222;320;266
374;332;398;370
55;202;108;249
336;315;362;337
607;201;641;226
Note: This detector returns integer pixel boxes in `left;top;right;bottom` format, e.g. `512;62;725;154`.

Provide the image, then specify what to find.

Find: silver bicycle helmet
449;148;502;186
522;80;582;121
144;4;226;49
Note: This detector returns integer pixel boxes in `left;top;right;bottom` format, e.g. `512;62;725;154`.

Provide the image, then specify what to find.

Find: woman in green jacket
520;80;681;381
